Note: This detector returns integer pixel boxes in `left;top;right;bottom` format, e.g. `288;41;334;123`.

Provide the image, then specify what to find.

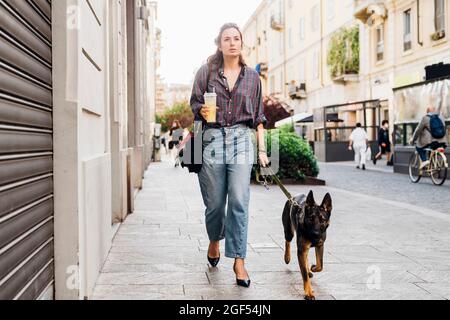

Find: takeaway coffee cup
204;90;217;123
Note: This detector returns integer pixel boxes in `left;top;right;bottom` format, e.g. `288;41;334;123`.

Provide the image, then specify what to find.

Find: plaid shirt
190;64;267;129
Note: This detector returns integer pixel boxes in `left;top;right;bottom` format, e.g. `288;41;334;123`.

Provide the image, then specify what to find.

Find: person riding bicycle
410;106;448;169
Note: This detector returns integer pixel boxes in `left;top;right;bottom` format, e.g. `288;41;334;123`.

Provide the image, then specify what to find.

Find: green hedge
252;124;319;182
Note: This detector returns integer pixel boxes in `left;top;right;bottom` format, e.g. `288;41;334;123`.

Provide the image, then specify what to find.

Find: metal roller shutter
0;0;54;300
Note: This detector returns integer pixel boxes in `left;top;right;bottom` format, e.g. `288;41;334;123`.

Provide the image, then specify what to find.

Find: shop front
313;100;383;162
393;77;450;176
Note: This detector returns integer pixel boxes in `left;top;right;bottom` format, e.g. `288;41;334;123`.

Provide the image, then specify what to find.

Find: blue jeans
416;142;447;161
198;124;255;259
416;147;428;162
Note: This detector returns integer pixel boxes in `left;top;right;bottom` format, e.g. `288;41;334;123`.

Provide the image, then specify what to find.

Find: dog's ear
306;191;315;206
321;193;332;215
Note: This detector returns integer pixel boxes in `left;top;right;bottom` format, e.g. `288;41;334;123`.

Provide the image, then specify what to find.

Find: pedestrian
348;123;369;170
373;120;393;166
190;23;269;287
410;105;448;169
169;120;183;164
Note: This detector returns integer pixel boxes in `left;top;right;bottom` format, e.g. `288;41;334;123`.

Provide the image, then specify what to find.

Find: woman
190;23;269;288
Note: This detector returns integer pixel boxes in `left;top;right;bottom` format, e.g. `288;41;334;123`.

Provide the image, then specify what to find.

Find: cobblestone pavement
318;160;450;215
92;153;450;300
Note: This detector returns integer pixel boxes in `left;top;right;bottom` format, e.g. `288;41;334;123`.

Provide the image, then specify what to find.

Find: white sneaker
419;160;430;169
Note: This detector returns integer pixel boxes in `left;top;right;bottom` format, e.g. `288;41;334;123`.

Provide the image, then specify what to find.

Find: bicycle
409;145;448;186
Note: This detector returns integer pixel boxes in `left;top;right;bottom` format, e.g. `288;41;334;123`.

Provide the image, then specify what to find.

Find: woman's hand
199;105;218;120
258;151;270;167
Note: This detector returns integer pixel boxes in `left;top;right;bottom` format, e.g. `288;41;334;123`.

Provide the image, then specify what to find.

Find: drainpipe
320;0;324;88
417;0;423;46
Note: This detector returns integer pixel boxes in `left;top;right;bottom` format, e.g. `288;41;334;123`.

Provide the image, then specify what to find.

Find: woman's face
220;28;242;59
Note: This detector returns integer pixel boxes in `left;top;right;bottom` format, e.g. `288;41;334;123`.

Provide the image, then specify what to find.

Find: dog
282;191;332;300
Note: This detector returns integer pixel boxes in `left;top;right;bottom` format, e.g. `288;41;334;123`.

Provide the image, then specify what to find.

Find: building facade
243;0;365;142
0;0;159;300
163;83;193;109
243;0;450;159
155;74;166;114
356;0;450;172
357;0;450;130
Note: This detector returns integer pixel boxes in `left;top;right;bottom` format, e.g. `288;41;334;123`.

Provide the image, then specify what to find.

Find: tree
263;95;292;129
156;101;194;133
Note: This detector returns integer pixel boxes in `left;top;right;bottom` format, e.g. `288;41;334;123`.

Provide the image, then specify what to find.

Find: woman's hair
170;120;181;135
207;23;246;71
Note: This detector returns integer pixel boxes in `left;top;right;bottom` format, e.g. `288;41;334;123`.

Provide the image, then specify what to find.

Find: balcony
327;26;360;84
354;0;387;25
270;15;284;31
431;29;446;41
332;73;360;83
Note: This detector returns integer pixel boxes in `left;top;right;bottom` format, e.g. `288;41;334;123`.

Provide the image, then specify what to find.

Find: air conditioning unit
288;82;307;100
270;15;284;31
297;83;307;99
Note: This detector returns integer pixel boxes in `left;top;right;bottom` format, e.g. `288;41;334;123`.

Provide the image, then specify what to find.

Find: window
376;24;384;61
435;0;445;32
403;9;412;51
327;0;335;21
311;5;319;32
299;17;305;41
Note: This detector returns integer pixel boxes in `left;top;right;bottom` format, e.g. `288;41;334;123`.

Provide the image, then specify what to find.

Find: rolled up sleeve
190;65;208;121
253;78;267;129
412;117;426;143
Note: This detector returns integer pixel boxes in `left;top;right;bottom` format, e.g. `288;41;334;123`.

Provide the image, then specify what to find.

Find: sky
154;0;262;85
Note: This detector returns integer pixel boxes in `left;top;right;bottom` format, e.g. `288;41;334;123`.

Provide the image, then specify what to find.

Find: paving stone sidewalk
92;154;450;300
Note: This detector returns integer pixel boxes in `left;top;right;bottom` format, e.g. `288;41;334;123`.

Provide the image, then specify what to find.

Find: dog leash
255;165;302;209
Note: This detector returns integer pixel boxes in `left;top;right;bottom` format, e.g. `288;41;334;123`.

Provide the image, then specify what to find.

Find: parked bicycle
409;145;448;185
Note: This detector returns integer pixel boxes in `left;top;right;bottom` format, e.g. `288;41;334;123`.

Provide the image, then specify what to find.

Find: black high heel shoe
207;254;220;267
233;263;251;288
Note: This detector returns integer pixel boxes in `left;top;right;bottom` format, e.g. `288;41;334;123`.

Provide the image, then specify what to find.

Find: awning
274;112;312;128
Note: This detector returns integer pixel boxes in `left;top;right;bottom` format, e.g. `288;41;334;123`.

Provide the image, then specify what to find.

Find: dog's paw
284;255;291;265
311;265;322;273
304;294;316;301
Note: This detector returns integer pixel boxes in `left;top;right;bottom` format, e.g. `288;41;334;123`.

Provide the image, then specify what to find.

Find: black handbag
179;67;212;174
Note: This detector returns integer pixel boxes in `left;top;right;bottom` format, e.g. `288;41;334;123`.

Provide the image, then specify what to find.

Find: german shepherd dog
282;191;332;300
